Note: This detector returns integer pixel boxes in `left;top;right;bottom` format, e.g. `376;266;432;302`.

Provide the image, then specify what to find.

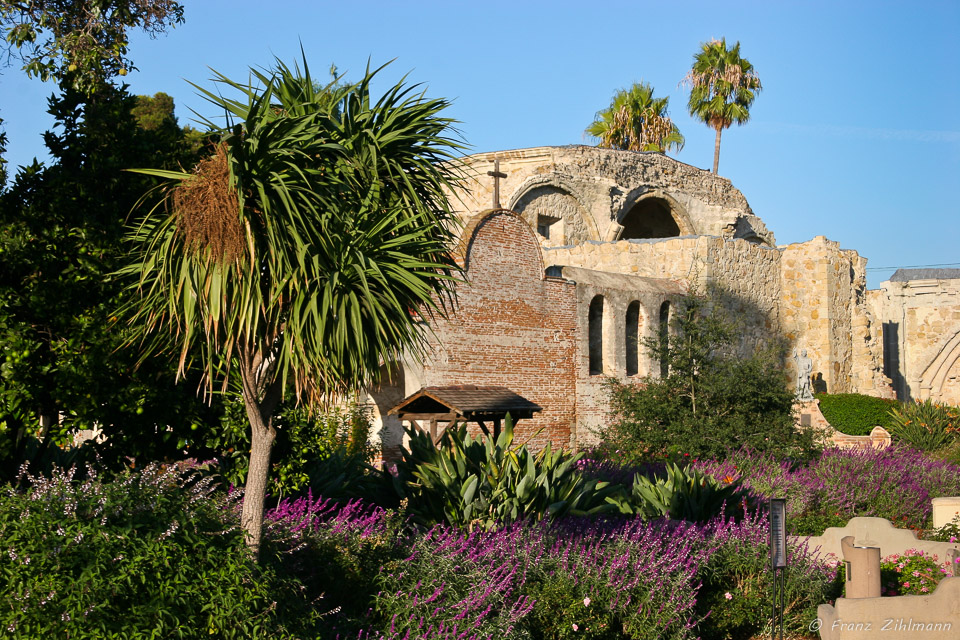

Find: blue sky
2;0;957;289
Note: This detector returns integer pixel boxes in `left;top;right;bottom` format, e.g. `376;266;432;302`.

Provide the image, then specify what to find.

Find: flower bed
694;447;960;533
266;494;838;639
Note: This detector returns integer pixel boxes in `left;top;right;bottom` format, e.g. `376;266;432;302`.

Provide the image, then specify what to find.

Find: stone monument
794;348;815;403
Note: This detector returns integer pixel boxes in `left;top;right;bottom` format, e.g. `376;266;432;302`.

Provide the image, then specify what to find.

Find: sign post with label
769;498;787;640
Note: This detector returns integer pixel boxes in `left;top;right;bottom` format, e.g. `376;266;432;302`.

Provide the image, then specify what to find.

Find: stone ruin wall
369;146;902;457
543;235;783;355
875;277;960;404
450;146;775;246
545;233;888;397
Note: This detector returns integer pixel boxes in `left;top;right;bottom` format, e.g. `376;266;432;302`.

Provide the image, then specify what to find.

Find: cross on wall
486;159;507;209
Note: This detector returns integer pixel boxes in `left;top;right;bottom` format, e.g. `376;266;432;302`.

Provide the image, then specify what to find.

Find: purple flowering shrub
266;493;842;640
263;491;409;631
695;447;960;533
695;511;840;639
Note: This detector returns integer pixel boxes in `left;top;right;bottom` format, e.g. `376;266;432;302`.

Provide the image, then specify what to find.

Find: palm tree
120;57;465;555
684;38;761;174
586;82;684;154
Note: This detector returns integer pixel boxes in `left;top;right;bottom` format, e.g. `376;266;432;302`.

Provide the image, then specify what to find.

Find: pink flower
724;592;733;600
583;597;591;607
572;624;579;631
904;582;911;588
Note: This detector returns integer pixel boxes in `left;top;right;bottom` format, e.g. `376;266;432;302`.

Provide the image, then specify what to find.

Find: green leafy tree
0;118;7;185
603;290;812;461
684;38;762;174
586;82;684;153
1;0;184;93
120;57;465;554
0;82;209;479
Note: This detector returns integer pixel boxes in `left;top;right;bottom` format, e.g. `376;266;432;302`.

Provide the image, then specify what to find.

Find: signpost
769;498;787;640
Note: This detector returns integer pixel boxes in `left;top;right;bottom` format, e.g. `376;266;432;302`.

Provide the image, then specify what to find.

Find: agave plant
394;417;619;529
611;463;752;523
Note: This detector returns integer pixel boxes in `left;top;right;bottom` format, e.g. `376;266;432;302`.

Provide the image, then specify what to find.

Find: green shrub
696;517;841;640
604;291;814;462
815;393;898;436
888;399;959;452
788;511;849;536
211;397;379;500
0;462;321;639
394;419;619;529
925;514;960;543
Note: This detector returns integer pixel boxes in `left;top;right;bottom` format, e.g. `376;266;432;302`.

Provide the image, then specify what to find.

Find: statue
793;348;815;402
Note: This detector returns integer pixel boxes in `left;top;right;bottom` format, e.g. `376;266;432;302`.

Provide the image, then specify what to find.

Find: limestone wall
779;237;887;395
877;277;960;403
544;235;782;353
551;266;684;444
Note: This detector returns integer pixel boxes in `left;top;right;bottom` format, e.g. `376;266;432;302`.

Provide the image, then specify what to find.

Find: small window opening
589;295;604;375
537;215;563;242
626;301;641;376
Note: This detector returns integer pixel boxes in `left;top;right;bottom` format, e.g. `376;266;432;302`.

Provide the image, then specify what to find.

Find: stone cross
487;159;507;209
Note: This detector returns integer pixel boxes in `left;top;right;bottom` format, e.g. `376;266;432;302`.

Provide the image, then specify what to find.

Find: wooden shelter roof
388;385;542;420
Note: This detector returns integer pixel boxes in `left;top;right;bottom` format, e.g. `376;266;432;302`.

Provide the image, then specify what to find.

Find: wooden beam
474;419;490;437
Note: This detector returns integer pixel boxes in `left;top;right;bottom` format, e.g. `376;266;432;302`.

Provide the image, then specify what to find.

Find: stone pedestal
841;535;881;598
932;497;960;529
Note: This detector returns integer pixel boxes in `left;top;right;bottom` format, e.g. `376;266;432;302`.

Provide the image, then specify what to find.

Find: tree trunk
238;346;283;560
240;400;276;559
712;126;723;174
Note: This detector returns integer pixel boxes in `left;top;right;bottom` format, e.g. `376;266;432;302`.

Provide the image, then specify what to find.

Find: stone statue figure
793;348;815;402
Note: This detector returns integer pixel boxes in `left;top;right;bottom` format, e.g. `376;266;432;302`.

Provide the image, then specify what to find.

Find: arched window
589;295;604;375
626;301;641;376
659;301;671;378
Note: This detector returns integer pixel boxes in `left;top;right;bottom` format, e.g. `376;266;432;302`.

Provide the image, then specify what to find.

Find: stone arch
606;189;694;241
459;208;545;283
507;175;601;246
918;330;960;403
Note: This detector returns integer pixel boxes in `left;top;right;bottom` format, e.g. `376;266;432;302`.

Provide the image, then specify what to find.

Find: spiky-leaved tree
684;38;761;174
586;82;684;154
120;57;464;554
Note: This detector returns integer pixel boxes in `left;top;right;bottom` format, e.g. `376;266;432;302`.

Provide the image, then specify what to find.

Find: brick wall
418;210;579;450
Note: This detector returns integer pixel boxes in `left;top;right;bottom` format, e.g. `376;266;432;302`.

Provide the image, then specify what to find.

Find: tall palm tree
684;38;762;174
120;57;465;554
586;82;684;154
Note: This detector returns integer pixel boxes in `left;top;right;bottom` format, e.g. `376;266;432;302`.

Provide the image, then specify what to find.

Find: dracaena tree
586;82;684;154
684;38;762;174
120;57;465;554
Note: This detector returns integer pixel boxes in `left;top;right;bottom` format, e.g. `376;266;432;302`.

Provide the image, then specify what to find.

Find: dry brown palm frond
172;143;246;263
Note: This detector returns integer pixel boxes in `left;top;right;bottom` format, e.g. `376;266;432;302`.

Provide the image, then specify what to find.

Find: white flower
583;597;591;606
